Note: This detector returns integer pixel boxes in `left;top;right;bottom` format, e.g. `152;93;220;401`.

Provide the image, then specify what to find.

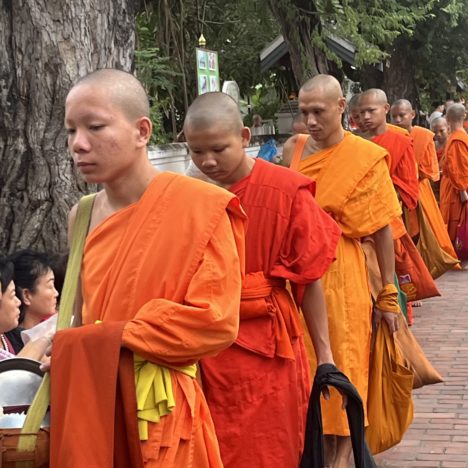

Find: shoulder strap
290;134;309;170
17;194;97;458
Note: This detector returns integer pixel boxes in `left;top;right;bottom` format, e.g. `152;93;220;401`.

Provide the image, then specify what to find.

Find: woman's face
24;269;58;318
0;281;21;333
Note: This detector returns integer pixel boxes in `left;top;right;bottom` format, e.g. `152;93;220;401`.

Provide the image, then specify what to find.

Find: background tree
267;0;434;89
0;0;139;254
137;0;279;140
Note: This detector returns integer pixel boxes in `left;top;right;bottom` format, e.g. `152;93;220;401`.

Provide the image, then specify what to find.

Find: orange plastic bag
366;322;414;454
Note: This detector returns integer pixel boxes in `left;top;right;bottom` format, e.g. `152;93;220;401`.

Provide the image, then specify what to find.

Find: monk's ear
241;127;251;148
135;116;153;147
384;103;390;114
337;97;346;114
411;110;416;120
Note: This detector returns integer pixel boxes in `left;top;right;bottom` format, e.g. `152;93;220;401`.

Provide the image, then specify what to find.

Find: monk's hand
460;190;468;203
373;307;399;333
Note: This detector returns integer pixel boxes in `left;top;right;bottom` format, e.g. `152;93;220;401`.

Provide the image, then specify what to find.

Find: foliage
268;0;436;68
242;83;282;127
135;14;183;143
135;0;279;140
409;0;468;104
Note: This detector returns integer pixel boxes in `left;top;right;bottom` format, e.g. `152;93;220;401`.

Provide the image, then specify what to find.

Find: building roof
260;34;357;73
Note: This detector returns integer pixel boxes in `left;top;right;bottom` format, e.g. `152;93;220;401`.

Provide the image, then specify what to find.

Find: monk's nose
201;158;217;168
71;129;91;153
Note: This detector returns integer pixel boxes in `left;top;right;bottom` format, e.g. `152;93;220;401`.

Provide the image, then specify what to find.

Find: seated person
0;258;50;361
5;250;58;353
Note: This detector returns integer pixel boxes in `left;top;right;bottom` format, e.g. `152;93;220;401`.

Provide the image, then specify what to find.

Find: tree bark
267;0;329;88
383;39;419;107
0;0;138;254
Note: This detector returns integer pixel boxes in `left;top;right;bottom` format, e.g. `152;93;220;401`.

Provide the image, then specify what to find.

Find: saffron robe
387;123;410;136
201;158;341;467
409;126;460;267
411;126;439;181
440;129;468;240
50;173;246;468
290;133;401;436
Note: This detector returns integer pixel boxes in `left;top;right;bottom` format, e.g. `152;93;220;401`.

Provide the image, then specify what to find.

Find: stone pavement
375;267;468;468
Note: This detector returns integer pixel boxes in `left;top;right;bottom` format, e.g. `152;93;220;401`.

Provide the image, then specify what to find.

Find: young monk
347;93;365;135
282;75;402;468
184;92;341;467
440;103;468;242
46;69;247;467
432;116;449;162
391;99;460;270
360;90;419;212
359;89;441;321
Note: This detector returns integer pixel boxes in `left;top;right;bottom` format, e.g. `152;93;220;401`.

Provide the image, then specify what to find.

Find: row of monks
46;70;467;468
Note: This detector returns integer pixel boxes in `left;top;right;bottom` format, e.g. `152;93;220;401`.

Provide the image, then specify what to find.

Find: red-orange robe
440;129;468;240
290;132;402;436
201;158;341;467
50;173;246;467
372;130;419;211
371;129;438;322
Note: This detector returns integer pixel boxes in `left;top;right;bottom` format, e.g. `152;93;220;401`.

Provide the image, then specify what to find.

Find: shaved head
72;69;150;121
446;103;466;123
348;93;361;111
359;89;390;135
184;92;243;134
300;74;344;99
431;116;448;130
360;88;388;105
391;99;413;111
390;98;415;131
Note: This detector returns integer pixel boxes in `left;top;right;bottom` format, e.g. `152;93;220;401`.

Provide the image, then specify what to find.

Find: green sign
196;48;220;95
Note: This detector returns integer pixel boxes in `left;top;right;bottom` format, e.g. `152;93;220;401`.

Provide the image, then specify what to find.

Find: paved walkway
375;267;468;467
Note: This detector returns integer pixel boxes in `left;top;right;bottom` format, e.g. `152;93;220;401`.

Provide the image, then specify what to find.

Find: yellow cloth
134;356;197;440
375;284;400;314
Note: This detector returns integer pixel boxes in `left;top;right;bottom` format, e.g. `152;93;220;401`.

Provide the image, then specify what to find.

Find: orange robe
290;133;401;436
387;123;410;136
409;126;460;267
201;158;341;467
372;129;439;320
50;173;246;467
440;129;468;240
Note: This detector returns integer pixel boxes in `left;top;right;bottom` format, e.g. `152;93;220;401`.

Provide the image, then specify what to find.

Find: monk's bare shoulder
281;135;300;167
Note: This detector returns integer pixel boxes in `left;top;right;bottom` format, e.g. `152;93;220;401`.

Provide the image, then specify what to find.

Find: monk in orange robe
387;122;410;136
283;75;402;468
347;93;366;135
47;70;247;467
440;103;468;242
184;92;341;467
391;99;460;270
359;89;439;323
432;116;449;162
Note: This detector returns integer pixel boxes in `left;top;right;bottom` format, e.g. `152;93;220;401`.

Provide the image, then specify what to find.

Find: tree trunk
383;39;419;108
267;0;329;88
0;0;138;255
